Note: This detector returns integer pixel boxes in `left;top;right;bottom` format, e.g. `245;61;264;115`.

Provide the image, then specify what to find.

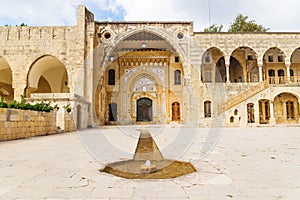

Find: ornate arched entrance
95;30;186;125
137;98;153;122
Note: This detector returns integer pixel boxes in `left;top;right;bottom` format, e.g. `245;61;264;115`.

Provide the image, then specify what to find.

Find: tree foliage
203;14;269;32
204;24;223;32
228;14;269;32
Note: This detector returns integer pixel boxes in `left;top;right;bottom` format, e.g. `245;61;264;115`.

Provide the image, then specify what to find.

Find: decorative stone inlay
134;78;156;92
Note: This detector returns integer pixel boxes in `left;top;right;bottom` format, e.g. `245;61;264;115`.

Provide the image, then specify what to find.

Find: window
205;54;211;63
230;116;235;123
108;69;115;85
234;109;238;115
268;55;274;62
268;69;275;84
286;101;294;119
204;101;211;118
172;102;181;121
174;70;181;85
247;55;253;60
175;56;180;63
278;55;284;62
278;69;285;84
109;56;114;62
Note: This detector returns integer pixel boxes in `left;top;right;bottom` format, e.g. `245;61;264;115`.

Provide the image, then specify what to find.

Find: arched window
234;109;238;115
174;70;181;85
230;116;235;123
278;69;285;84
268;69;275;84
172;102;181;121
108;69;115;85
204;101;211;118
290;69;295;82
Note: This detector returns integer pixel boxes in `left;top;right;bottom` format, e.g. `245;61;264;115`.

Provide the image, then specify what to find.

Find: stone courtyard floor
0;125;300;199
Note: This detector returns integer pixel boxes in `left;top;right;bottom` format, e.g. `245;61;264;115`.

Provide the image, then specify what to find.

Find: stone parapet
0;108;58;141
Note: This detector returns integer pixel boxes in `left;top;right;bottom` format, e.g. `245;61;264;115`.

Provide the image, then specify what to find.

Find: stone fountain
100;129;196;179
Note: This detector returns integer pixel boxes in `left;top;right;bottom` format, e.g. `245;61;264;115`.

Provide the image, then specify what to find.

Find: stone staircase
218;80;270;114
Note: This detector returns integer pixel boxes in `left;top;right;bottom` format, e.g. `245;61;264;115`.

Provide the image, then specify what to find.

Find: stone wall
0;108;57;141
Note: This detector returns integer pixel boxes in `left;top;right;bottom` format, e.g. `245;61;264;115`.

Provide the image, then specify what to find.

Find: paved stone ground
0;126;300;199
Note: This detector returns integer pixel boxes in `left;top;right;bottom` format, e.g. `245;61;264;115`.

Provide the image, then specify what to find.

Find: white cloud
0;0;300;31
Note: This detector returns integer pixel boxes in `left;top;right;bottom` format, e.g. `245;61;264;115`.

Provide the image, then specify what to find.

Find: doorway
137;98;152;122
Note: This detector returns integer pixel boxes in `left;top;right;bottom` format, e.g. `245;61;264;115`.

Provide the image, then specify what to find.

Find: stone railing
0;108;57;141
268;76;300;85
219;79;270;114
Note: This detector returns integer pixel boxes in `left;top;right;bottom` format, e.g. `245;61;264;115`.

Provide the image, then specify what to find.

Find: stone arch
229;57;243;83
290;48;300;81
0;56;14;101
263;47;286;84
274;92;299;124
230;47;259;83
101;28;187;75
26;55;69;97
201;47;226;83
127;71;163;92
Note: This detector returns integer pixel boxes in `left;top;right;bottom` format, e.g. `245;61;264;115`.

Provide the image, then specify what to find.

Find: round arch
290;47;300;80
231;46;259;83
274;92;299;124
201;47;226;83
26;55;69;97
263;47;287;84
0;56;14;101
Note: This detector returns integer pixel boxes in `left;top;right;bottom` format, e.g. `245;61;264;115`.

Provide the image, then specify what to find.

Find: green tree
19;23;27;26
228;14;269;32
204;24;224;32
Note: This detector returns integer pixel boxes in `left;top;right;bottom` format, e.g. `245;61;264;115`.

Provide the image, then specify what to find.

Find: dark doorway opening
137;98;153;122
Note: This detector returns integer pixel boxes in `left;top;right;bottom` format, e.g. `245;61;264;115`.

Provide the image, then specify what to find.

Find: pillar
226;64;230;83
258;64;263;82
269;100;276;125
286;63;290;83
87;32;94;127
254;102;260;125
298;99;300;124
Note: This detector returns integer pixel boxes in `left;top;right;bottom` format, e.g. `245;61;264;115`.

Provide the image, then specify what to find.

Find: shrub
0;96;57;112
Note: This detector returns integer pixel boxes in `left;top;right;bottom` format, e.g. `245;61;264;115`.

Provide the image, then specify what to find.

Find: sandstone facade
0;5;300;129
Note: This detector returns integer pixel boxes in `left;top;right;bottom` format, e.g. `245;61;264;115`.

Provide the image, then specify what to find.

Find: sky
0;0;299;32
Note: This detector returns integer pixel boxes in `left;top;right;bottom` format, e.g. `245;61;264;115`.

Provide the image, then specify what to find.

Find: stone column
86;32;94;127
226;64;230;83
254;102;260;125
258;64;263;82
12;71;26;101
269;100;276;125
286;63;290;83
298;99;300;124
